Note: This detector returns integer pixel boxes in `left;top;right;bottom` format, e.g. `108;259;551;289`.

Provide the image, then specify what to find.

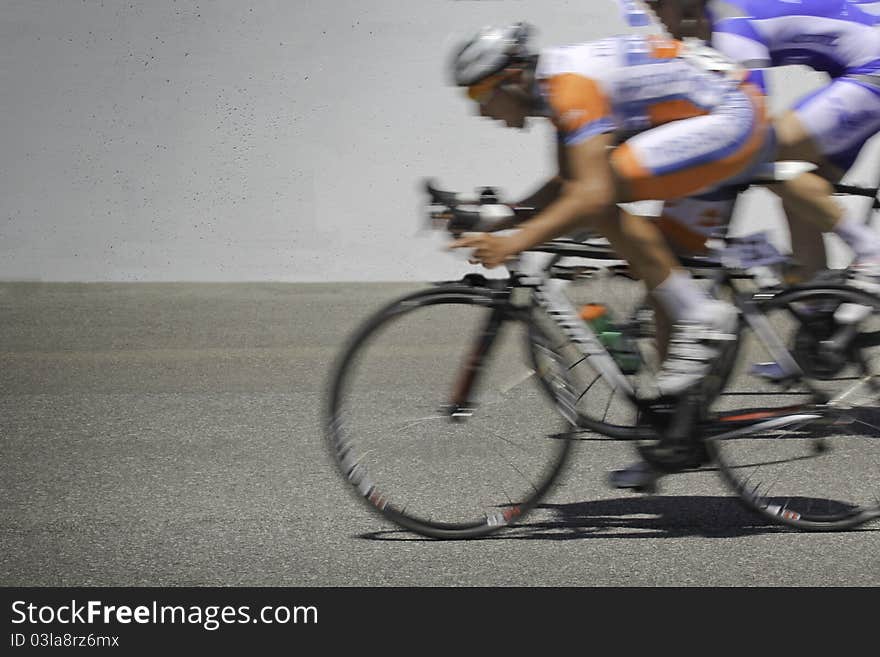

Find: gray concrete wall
2;0;878;281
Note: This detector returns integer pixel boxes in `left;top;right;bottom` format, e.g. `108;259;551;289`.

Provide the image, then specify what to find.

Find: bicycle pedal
608;461;662;493
638;440;710;473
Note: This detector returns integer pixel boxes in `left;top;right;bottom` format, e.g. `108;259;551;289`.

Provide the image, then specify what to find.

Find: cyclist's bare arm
484;177;564;232
516;141;570;209
518;133;679;288
504;133;618;251
481;143;567;232
450;133;618;267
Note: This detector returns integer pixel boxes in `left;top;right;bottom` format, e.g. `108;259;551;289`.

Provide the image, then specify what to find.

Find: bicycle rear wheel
708;284;880;530
326;283;573;539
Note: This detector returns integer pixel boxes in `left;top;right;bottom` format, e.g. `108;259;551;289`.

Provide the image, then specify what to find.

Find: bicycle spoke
830;375;878;407
576;373;602;403
483;424;544;457
498;368;537;394
602;386;616;423
327;285;571;538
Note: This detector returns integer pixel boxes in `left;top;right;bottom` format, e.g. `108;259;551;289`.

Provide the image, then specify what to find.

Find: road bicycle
325;168;880;538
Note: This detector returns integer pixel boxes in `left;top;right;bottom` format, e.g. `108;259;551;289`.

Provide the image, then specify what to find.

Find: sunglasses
466;69;519;104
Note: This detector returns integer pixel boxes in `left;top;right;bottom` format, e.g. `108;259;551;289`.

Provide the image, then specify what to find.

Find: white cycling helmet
450;22;532;88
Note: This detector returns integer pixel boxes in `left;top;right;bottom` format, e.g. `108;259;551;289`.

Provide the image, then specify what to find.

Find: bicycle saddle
749;161;818;183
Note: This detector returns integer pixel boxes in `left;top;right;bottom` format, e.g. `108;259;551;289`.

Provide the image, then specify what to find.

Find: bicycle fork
445;303;508;420
444;277;635;422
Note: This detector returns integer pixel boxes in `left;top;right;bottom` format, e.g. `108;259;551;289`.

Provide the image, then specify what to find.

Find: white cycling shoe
654;301;739;398
613;301;736;491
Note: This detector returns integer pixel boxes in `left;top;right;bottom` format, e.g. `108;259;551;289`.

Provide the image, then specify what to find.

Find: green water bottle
579;304;641;375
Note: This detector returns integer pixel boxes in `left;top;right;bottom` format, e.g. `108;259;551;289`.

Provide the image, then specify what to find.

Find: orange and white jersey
536;35;747;145
536;35;772;202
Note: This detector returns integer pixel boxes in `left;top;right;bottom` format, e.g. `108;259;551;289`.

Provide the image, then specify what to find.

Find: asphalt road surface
2;281;879;586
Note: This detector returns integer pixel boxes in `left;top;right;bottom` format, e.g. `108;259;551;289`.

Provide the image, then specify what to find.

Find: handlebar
425;179;460;207
423;175;880;256
424;178;537;234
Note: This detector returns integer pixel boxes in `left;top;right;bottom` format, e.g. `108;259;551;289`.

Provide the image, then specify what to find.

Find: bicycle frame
431;174;880;443
323;178;880;538
445;236;880;446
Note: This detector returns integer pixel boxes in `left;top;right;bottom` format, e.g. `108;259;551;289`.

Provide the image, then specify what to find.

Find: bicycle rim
326;284;573;539
709;285;880;530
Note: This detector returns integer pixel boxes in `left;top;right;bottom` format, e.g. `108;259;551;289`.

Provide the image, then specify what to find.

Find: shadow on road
358;495;880;541
354;409;880;542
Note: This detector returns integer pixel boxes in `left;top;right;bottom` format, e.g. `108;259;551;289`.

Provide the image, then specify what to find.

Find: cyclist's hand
448;233;518;269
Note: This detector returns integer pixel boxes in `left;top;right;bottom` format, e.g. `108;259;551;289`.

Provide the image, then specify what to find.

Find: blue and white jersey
708;0;880;78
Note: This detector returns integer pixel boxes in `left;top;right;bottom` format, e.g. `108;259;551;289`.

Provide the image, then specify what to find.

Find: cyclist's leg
594;201;726;366
772;108;842;280
772;79;880;276
591;204;679;291
781;200;830;283
606;83;771;487
591;207;676;360
610;83;769;397
611;196;729;362
648;196;736;359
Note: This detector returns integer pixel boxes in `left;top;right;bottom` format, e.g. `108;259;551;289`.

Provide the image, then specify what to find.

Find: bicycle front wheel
326;283;573;539
708;284;880;530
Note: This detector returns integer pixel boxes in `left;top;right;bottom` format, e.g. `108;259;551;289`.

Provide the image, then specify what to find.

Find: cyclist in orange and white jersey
537;35;768;201
448;23;771;399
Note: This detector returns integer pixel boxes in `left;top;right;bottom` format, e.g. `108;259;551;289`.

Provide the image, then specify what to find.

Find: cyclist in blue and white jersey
627;0;880;288
609;0;880;490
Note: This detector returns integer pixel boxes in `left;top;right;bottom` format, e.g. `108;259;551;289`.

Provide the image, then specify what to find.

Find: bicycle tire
325;283;573;539
707;283;880;530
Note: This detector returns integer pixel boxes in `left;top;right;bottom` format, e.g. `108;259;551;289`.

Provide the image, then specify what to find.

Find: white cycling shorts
794;76;880;171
